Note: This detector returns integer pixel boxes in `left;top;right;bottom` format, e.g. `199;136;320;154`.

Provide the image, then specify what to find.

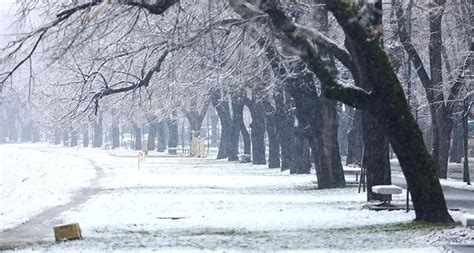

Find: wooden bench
343;168;361;181
238;154;251;163
167;147;178;155
372;185;403;205
182;148;191;154
462;214;474;227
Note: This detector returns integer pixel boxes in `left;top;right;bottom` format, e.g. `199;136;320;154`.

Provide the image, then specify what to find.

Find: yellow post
138;151;146;170
190;131;197;156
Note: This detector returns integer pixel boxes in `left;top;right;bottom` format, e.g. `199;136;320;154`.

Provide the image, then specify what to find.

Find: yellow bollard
137;150;146;170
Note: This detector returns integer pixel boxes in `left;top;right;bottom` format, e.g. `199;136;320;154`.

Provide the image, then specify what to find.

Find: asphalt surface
390;160;474;214
444;244;474;253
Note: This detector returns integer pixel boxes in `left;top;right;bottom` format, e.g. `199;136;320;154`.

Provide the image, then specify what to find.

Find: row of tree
2;0;472;223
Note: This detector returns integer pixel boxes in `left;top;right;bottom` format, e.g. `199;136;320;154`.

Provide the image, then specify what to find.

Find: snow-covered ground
1;144;473;252
0;145;95;231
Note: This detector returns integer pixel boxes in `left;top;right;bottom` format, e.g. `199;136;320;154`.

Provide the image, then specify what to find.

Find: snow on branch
1;0;180;91
229;0;354;72
292;23;354;72
90;49;169;114
393;0;431;90
232;0;371;110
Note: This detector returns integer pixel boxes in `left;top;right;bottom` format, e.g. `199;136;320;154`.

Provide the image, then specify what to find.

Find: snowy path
1;144;473;252
0;145;105;249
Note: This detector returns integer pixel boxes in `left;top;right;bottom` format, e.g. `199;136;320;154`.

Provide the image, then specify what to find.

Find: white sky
0;0;16;37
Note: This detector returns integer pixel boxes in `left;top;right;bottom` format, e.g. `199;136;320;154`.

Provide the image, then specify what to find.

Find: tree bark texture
157;121;167;152
133;124;142;151
246;96;267;165
112;123;120;149
167;119;178;155
265;100;281;169
450;118;463;163
93;117;103;148
211;89;232;159
83;130;89;148
70;131;78;147
346;107;363;165
147;122;157;151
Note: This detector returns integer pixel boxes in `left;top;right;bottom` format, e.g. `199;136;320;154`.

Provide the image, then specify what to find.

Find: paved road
444;244;474;253
392;176;474;213
390;161;474;214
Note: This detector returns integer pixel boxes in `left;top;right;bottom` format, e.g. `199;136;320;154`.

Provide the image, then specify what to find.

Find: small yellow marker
138;150;146;170
53;223;83;242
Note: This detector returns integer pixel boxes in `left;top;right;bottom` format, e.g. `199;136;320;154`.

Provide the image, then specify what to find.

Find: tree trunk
211;89;232;159
312;98;346;187
210;108;219;147
63;131;69;147
32;127;41;143
6;106;18;142
248;100;267;165
83;130;89;148
293;123;311;174
284;30;345;186
167;119;178;155
157;121;167;152
450;117;463;163
395;0;452;179
21;123;32;142
70;131;78;147
240;123;251;156
218;119;231;159
338;105;349;157
346;0;391;201
54;131;61;145
148;122;157;151
228;93;244;161
346;107;363;165
274;89;294;171
332;1;453;221
0;111;7;142
259;37;345;186
429;3;451;179
184;106;208;140
432;113;453;178
112;122;120;149
363;113;391;201
265;103;281;169
93;117;103;148
133;124;142;151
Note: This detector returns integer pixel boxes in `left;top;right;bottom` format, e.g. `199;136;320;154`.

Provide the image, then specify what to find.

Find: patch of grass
190;228;252;236
295;184;359;192
331;220;455;235
389;220;456;230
